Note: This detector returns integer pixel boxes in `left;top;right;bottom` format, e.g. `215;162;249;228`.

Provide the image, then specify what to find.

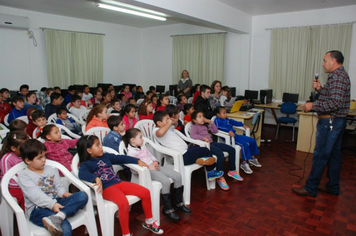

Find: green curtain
269;23;352;101
172;33;226;86
44;29;103;88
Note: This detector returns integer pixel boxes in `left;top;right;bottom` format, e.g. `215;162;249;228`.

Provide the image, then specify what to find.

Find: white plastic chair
79;110;90;124
1;160;98;236
66;103;71;110
188;97;193;104
107;107;114;114
84;127;111;145
0;129;9;142
0;123;9;131
4;114;10;126
55;124;81;139
179;111;185;121
71;147;153;236
47;113;57;124
16;116;29;124
134;119;211;205
118;139;164;225
136;98;144;106
0;186;14;236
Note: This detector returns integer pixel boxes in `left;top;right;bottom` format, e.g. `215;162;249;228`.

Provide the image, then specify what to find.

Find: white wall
250;5;356;99
0;6;142;90
140;23;251;94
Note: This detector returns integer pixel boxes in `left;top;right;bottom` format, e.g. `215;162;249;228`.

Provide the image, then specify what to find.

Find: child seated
165;104;185;135
155;94;169;111
82;85;93;107
110;99;121;114
192;84;200;104
26;107;39;137
0;88;12;104
121;85;132;99
138;99;154;120
54;86;61;94
0;89;12;123
103;115;126;152
85;104;109;131
219;86;232;107
151;95;158;110
77;135;163;235
24;92;42;112
18;84;29;98
183;104;194;125
177;94;188;112
45;92;65;118
56;108;82;135
90;89;102;105
128;97;137;110
117;94;127;108
101;91;112;108
69;95;88;119
190;111;243;190
40;88;54;110
64;85;75;105
214;106;262;174
0;131;29;210
125;128;191;221
153;111;221;181
18;139;88;235
135;86;145;100
41;124;78;172
8;96;27;124
121;104;137;131
32;110;47;138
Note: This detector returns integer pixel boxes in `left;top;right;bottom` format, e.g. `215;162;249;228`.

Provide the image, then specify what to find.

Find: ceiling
1;0;356;28
218;0;356;16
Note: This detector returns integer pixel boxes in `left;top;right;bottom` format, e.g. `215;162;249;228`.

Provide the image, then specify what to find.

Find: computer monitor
282;93;299;103
156;85;165;94
230;87;236;98
244;90;259;100
169;85;178;96
260;89;273;104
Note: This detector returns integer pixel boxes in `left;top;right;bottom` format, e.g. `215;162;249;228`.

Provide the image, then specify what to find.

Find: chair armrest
235;126;250;137
173;129;208;148
124;164;148;186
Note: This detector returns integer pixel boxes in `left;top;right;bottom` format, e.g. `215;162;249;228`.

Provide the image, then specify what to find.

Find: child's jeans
183;146;215;171
210;142;236;171
235;135;259;161
29;191;88;236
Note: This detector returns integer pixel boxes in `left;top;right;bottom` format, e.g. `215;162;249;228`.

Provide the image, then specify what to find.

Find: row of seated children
0;125;164;235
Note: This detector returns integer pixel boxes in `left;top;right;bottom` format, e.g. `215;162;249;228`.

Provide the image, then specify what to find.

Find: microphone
314;73;319;91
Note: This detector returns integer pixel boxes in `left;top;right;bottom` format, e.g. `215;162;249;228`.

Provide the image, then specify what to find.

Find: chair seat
278;117;297;124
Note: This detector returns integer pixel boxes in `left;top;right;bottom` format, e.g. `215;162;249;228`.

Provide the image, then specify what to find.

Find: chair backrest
66;102;71;110
168;96;175;104
179;111;185;121
137;98;144;106
0;129;9;142
251;112;261;138
0;123;9;131
107;107;114;114
15;116;29;124
56;124;81;139
67;113;85;125
188;97;193;104
84;127;111;145
47;113;57;124
134;120;156;141
184;122;193;138
4;114;10;126
79;110;90;123
281;102;297;115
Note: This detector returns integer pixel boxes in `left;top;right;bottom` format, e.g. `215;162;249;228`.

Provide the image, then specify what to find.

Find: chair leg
275;124;280;140
292;124;295;142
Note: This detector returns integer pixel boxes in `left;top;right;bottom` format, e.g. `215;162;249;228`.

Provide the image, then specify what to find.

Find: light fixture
96;3;167;21
100;0;167;17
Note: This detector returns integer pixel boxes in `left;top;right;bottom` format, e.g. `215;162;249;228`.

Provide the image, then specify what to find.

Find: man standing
292;50;350;197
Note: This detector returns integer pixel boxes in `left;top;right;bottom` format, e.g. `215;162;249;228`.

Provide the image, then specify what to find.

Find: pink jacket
44;139;78;171
0;152;22;188
123;115;137;131
86;116;108;131
127;145;157;165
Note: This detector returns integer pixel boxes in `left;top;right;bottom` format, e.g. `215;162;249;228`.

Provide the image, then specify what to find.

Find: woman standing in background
177;70;193;98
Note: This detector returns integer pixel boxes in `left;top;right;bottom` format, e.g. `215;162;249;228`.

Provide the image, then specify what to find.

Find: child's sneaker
216;177;229;190
196;157;215;165
42;215;63;236
142;221;164;234
240;163;253;174
248;158;262;167
228;170;244;181
207;170;224;181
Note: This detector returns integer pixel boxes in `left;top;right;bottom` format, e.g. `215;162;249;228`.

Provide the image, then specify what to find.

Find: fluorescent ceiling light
100;0;167;17
96;3;167;21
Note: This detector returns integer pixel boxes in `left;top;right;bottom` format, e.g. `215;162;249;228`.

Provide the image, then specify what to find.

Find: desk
255;102;302;124
296;111;356;153
227;110;264;146
296;112;318;153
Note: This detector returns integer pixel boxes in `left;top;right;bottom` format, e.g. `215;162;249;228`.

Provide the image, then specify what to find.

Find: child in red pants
77;135;164;235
